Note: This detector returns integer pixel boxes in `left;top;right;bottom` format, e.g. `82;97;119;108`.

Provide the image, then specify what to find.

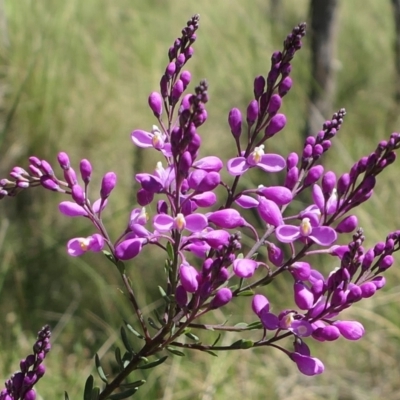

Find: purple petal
294;282;314;310
89;234;105;252
193;156;223;172
257;154;286;172
67;238;85;256
115;238;146;260
235;195;259;208
275;225;301;243
310;226;337;246
180;264;199;293
258;197;283;226
252;294;269;315
333;320;365;340
259;310;279;330
131;130;153;148
153;214;174;232
59;201;87;217
210;288;232;309
192;192;217;207
226;157;249;176
185;213;208;232
233;258;258;278
258;185;292;205
291;353;324;376
208;209;244;229
202;230;231;248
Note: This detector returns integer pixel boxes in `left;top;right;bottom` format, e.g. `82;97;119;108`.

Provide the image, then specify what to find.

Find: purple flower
227;145;285;176
115;237;147;260
233;258;259;278
153;212;208;233
290;352;324;376
67;234;105;257
207;209;244;229
131;125;172;157
275;217;337;246
59;198;107;217
210;288;232;309
180;264;200;293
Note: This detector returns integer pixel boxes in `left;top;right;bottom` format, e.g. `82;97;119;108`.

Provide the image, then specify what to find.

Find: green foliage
1;0;400;399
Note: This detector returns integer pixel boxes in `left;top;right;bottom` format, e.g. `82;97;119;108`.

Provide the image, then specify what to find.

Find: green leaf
120;327;134;355
102;250;115;264
114;347;123;370
64;392;70;400
95;354;108;384
120;380;146;389
148;317;160;330
203;349;218;357
123;320;144;339
91;387;100;400
158;286;170;304
166;346;185;357
184;332;199;341
247;321;263;330
229;339;254;349
83;375;94;400
234;322;248;329
138;355;168;370
107;387;139;399
122;351;133;368
236;289;254;297
211;333;221;346
166;241;174;260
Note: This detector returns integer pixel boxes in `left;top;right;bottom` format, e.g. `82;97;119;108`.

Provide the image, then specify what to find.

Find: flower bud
210;288;232;309
228;108;242;138
246;100;259;125
57;152;70;170
80;159;92;183
100;172;117;199
148;91;163;117
267;94;282;114
265;114;286;137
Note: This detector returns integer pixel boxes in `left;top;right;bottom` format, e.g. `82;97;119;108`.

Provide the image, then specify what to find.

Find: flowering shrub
1;14;400;399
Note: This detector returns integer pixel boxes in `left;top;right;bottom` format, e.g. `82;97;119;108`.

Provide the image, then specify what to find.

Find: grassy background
1;0;400;399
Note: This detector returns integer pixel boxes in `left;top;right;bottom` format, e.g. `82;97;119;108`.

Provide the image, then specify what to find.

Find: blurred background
1;0;400;399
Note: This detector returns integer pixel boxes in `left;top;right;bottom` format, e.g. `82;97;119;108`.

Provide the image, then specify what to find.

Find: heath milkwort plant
1;14;400;399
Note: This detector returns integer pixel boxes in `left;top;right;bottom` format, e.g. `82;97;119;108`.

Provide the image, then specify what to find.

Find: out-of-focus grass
1;0;400;399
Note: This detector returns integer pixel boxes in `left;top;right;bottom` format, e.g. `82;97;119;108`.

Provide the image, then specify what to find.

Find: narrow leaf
138;355;168;370
236;289;254;297
91;387;100;400
166;241;174;260
247;321;263;330
115;347;123;370
185;332;200;341
166;346;185;357
123;320;144;339
107;387;139;399
203;349;218;357
64;392;70;400
83;375;94;400
120;327;134;354
95;354;108;383
234;322;248;329
211;333;221;347
148;317;160;329
229;339;254;349
120;380;146;389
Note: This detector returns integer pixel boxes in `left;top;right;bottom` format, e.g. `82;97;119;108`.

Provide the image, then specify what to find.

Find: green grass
1;0;400;399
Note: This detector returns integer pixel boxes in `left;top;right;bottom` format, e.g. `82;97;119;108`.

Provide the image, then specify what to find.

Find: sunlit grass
1;0;400;398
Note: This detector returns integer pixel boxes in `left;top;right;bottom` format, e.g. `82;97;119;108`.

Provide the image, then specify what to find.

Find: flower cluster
1;14;400;397
0;326;51;400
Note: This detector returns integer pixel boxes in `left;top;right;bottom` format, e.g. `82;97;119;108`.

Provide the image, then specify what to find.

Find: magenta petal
208;209;244;229
153;214;174;232
258;197;283;226
312;184;325;211
131;130;153;147
160;143;173;157
92;198;107;213
333;320;365;340
310;226;337;246
294;282;314;310
185;213;208;232
59;201;87;217
192;192;217;207
180;264;199;293
210;288;232;309
233;259;258;278
88;234;105;252
258;186;292;205
259;310;279;330
235;195;259;209
226;157;249;176
67;238;85;256
203;230;230;248
275;225;301;243
257;154;286;172
291;353;324;376
115;238;145;260
193;156;223;172
252;294;269;315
